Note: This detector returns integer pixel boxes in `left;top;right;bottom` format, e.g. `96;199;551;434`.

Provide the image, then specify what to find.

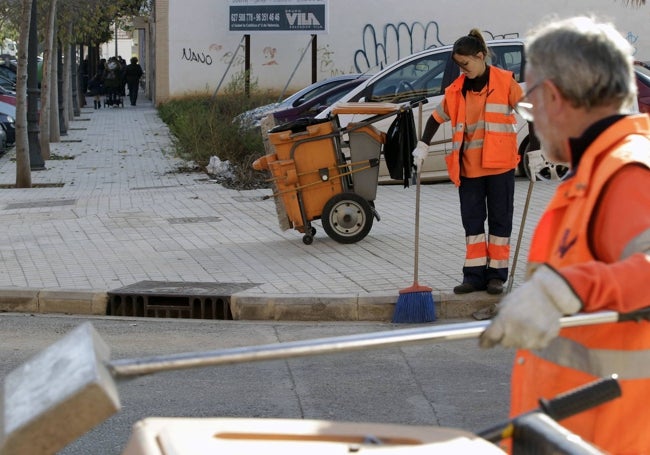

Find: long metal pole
108;311;620;378
278;35;316;102
212;35;245;98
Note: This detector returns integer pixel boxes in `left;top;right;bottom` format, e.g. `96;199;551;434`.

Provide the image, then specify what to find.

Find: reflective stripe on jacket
435;66;519;185
515;114;650;454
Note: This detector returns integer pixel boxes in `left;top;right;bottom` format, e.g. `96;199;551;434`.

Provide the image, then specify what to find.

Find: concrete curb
0;288;108;316
230;291;500;321
0;288;500;321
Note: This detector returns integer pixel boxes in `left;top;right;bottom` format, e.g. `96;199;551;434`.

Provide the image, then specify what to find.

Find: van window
367;51;451;103
489;45;524;82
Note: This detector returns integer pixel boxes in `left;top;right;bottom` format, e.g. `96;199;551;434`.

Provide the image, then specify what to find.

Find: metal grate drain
107;281;259;320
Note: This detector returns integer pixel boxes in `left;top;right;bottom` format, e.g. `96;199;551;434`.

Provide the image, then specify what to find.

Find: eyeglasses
515;80;546;122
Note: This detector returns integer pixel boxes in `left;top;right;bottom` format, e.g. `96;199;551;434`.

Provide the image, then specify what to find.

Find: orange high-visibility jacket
433;66;520;186
513;114;650;454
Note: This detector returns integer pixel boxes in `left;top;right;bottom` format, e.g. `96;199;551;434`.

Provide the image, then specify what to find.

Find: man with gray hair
479;16;650;453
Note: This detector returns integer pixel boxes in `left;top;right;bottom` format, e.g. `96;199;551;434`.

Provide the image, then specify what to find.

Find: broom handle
108;310;635;378
413;102;424;282
506;178;534;293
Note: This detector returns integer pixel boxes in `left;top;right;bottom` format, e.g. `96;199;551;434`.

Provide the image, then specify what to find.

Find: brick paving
0;95;559;320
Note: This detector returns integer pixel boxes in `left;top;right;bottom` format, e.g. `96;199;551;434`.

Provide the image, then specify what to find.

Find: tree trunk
15;0;32;188
52;40;63;137
49;39;60;143
70;41;80;117
39;0;58;159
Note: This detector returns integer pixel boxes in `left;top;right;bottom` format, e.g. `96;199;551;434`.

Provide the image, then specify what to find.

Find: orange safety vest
436;66;519;186
513;115;650;454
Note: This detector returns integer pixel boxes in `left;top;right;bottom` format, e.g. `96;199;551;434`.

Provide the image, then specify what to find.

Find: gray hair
525;16;637;110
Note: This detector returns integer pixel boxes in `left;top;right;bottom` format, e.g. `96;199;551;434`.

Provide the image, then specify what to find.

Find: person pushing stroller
103;57;123;107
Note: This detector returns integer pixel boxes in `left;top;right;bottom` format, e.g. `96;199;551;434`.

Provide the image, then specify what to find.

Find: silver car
318;39;567;182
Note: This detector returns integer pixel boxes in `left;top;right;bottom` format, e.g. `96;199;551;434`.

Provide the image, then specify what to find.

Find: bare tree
14;0;32;188
38;0;57;159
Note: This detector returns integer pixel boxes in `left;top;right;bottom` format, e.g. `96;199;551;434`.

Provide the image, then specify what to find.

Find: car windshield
364;44;525;104
368;53;450;103
290;79;356;106
635;63;650;83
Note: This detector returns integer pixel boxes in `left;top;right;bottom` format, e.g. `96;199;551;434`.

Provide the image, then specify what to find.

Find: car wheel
521;143;570;182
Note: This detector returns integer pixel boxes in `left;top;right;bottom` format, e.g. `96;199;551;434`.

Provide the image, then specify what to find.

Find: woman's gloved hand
412;141;429;171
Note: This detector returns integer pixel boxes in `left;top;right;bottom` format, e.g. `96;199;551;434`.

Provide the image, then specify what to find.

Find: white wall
166;0;650;97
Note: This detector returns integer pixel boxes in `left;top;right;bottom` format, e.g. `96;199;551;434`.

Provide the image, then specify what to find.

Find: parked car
0;63;15;90
0;85;16;146
0;58;42;90
634;62;650;114
0;120;7;154
0;112;15;145
317;39;570;183
0;84;15;108
272;76;369;125
0;73;14;93
234;74;368;130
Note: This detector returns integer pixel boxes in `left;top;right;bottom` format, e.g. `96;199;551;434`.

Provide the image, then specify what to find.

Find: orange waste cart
253;102;406;245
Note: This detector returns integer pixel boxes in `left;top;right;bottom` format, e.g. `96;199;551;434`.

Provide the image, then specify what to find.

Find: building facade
150;0;650;105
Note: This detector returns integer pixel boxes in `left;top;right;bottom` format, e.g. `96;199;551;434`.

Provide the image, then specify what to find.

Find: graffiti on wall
353;21;520;73
626;31;639;55
262;47;278;65
318;43;352;76
181;47;214;65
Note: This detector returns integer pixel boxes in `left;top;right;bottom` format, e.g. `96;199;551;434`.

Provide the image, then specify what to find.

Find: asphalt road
0;313;515;454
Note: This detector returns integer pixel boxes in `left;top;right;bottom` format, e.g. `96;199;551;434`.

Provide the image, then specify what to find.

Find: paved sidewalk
0;96;558;321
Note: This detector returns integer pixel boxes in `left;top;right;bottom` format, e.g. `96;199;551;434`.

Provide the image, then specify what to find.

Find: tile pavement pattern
0;97;559;321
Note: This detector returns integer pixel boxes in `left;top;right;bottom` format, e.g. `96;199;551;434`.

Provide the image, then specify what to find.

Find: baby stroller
104;88;124;108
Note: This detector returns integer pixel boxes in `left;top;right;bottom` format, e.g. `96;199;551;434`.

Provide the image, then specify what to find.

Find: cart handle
264;158;379;183
262;161;377;200
477;377;621;443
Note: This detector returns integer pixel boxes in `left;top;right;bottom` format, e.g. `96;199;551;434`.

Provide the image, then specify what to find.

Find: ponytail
453;28;489;57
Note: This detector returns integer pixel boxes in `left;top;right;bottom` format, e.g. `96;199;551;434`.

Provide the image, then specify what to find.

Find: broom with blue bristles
392;102;436;323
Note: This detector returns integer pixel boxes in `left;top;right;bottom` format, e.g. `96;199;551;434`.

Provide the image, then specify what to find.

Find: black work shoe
454;282;479;294
487;279;504;295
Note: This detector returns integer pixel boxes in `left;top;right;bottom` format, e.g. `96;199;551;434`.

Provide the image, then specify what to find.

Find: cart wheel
322;192;373;244
310;226;317;236
302;234;314;245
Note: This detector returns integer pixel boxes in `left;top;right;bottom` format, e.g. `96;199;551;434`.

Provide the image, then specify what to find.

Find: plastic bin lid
331;102;401;116
268;117;331;135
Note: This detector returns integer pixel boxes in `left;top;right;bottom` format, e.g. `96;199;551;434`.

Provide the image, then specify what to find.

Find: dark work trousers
127;81;140;106
458;169;515;287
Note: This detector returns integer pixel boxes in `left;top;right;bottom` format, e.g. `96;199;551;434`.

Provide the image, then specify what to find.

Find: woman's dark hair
453;28;488;57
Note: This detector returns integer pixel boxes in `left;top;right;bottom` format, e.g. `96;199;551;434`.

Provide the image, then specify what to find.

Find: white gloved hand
479;265;582;350
412;141;429;171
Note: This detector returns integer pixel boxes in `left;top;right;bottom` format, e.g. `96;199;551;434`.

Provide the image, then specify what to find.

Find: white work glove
479;265;582;350
412;141;429;171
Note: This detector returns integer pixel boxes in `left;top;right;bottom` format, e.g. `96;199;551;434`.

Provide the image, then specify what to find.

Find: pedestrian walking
479;16;650;454
125;57;144;106
87;72;104;109
413;28;523;295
